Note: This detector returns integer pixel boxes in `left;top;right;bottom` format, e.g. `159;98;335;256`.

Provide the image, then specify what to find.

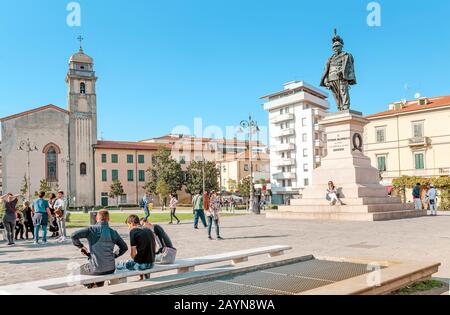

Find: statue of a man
320;29;357;111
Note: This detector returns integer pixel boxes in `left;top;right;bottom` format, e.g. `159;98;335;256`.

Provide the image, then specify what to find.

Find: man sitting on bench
71;210;128;288
117;215;156;276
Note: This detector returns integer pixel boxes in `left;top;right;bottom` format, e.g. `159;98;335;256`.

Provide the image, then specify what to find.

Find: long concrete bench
0;245;292;295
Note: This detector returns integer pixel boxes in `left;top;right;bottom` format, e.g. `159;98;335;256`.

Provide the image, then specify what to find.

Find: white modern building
261;81;329;205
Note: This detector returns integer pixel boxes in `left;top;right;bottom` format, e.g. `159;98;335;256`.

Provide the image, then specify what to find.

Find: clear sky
1;0;449;142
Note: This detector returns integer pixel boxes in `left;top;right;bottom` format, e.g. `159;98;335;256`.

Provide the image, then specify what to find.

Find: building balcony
272;158;296;167
274;128;295;138
408;137;431;148
314;123;323;132
273;172;297;180
314;139;324;147
272;143;296;152
270;113;295;124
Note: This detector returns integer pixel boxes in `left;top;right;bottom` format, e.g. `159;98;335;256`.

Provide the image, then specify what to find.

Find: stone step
290;197;402;206
266;210;427;222
279;203;415;214
302;186;389;199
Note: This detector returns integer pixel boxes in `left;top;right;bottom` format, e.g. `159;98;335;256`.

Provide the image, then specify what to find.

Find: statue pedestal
267;111;427;221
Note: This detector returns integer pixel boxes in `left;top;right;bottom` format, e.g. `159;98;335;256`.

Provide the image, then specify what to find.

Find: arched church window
43;143;61;183
80;82;86;94
80;163;87;175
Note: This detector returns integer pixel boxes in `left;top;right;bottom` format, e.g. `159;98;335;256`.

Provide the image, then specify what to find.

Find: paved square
1;214;450;287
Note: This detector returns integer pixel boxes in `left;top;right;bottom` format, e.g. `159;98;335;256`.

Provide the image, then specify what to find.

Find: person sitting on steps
327;181;344;206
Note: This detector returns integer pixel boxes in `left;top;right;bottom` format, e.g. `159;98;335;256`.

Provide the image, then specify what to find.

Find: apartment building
365;95;450;185
261;81;329;205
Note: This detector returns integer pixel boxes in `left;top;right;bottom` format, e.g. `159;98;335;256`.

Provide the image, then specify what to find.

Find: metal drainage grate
144;259;376;295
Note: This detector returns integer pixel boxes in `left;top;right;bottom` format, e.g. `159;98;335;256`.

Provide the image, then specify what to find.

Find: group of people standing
71;210;176;288
192;191;223;240
1;191;68;246
413;183;439;215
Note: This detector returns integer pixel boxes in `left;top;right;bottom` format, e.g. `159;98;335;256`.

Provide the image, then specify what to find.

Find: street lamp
240;114;260;214
61;157;74;208
17;138;39;202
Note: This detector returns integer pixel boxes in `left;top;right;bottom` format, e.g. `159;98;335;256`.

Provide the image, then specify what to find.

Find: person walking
22;201;34;240
71;210;128;288
1;193;21;246
206;192;223;240
31;192;51;245
54;191;67;242
141;193;151;221
413;183;422;211
426;184;438;216
192;191;207;229
116;215;155;275
168;194;180;225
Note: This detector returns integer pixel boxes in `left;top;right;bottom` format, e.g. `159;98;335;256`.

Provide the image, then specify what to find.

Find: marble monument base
267;111;427;222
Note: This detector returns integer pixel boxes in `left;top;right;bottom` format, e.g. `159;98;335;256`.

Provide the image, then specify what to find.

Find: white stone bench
0;245;292;295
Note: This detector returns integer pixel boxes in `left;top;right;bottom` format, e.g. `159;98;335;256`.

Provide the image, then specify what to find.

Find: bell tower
66;39;97;206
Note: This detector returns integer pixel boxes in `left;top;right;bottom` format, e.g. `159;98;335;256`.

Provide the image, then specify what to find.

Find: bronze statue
320;29;357;111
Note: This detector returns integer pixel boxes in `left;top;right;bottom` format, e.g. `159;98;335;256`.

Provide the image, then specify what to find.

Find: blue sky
1;0;449;142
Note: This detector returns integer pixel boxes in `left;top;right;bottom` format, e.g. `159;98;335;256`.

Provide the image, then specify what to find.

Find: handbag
157;247;177;265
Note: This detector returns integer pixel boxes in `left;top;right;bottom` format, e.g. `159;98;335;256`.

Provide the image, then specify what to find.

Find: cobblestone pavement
1;214;450;287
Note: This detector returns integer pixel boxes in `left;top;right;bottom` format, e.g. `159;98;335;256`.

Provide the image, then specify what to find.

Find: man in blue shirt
412;183;422;211
31;191;51;245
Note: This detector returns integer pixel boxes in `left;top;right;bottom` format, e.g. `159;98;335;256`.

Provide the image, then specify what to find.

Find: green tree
20;175;28;197
238;176;254;199
109;180;124;206
144;147;184;195
34;179;53;198
185;161;220;194
156;178;171;209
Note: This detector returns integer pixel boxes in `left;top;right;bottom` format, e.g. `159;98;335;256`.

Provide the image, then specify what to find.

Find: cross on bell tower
77;35;84;50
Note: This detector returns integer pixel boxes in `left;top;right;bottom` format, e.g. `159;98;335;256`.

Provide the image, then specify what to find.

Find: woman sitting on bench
327;181;343;206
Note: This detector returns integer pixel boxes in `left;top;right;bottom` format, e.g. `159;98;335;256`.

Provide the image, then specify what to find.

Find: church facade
1;48;97;207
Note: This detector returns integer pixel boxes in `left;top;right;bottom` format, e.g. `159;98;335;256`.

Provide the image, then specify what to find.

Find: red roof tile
366;95;450;119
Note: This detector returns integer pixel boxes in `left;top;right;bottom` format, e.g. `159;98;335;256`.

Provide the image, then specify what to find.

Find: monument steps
279;203;415;214
290;197;402;206
267;209;427;222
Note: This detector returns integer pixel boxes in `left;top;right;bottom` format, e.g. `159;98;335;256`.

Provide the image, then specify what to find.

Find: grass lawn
67;212;243;228
392;280;445;295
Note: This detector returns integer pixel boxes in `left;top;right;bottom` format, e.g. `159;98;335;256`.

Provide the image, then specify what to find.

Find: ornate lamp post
240;115;260;214
17;138;39;202
61;157;74;208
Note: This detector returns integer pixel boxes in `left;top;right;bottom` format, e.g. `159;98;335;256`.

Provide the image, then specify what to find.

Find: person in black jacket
71;210;128;288
22;201;34;240
141;218;177;264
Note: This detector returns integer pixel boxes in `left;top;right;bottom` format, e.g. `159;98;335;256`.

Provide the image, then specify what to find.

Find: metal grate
144;259;376;296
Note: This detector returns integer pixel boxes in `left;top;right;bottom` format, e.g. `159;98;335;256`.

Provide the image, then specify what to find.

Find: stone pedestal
267;111;427;221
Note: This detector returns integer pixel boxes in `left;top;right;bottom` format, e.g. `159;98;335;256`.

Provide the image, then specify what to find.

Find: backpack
139;198;145;208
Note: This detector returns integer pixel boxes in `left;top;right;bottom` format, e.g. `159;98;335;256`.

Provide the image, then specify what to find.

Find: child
22;201;34;240
15;212;25;241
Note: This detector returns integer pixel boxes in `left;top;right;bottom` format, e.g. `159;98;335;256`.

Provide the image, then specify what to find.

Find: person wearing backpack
192;191;207;230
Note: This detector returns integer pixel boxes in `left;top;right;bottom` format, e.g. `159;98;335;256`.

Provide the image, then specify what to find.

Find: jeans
207;216;220;237
117;260;154;271
57;217;67;238
170;208;180;223
429;199;437;214
2;219;15;244
34;224;48;242
414;198;422;210
194;209;207;228
143;206;150;221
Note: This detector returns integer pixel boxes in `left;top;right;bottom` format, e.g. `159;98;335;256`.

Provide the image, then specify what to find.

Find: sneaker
33;241;39;245
42;241;47;245
194;227;199;230
7;243;15;246
58;237;67;243
168;222;173;225
208;236;213;240
177;220;181;225
217;236;224;240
